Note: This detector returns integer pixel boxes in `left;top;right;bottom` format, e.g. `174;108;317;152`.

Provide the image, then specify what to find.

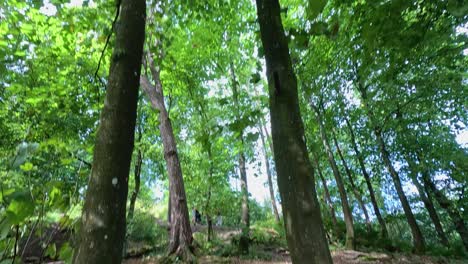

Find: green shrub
126;210;167;244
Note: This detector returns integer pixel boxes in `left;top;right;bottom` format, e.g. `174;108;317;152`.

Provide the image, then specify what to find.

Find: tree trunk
344;116;388;238
204;149;214;242
230;63;250;254
124;146;142;256
404;155;449;247
238;151;250;253
354;73;425;253
312;152;339;239
394;112;449;247
375;129;425;253
312;103;355;249
417;154;468;251
258;122;280;222
140;54;193;260
255;0;332;262
72;1;146;263
332;131;371;233
128;141;143;221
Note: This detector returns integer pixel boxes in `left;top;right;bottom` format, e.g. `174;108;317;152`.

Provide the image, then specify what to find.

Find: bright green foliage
1;0;467;262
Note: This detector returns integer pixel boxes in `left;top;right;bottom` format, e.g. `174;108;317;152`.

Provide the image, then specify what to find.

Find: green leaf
5;191;34;224
45;243;57;258
59;242;73;263
0;219;11;240
20;162;34;172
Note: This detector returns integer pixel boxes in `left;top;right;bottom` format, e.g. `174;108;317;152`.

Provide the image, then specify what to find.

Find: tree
73;0;146;262
344;116;388;238
354;74;425;253
310;102;355;249
140;52;194;260
258;120;280;222
229;63;250;254
332;130;371;233
255;0;332;262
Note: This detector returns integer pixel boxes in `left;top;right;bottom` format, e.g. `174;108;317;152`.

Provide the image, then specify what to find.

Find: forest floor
122;225;467;264
18;222;467;264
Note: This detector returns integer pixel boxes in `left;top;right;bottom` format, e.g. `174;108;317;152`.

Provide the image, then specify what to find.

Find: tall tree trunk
124;145;142;256
344;116;388;238
238;151;250;253
374;129;425;253
258;122;280;222
332;131;371;233
417;153;468;251
140;54;193;260
395;113;449;247
230;63;250;254
128;133;143;221
205;149;214;242
312;152;339;239
73;1;146;263
355;79;425;253
255;1;332;262
312;103;355;249
404;155;449;247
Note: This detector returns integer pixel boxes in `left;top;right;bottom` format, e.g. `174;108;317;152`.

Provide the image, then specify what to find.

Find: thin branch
93;2;122;88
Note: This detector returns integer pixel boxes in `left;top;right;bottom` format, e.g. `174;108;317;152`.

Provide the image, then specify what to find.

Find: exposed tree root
162;244;197;264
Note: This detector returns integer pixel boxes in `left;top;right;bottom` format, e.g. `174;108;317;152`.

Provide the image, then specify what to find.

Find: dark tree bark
311;103;355;249
255;0;332;262
258;122;280;222
72;1;146;263
140;54;193;260
355;77;425;254
344;116;388;238
230;63;250;254
311;152;339;238
332;131;371;233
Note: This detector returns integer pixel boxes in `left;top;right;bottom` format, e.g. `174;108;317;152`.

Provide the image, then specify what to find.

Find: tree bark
312;103;355;249
258;122;280;222
344;116;388;238
355;79;425;253
332;131;371;233
255;0;332;262
140;54;193;260
72;1;146;263
312;152;339;238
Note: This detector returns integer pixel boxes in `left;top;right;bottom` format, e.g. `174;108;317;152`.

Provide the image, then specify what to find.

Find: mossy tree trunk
72;0;146;263
255;0;332;262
